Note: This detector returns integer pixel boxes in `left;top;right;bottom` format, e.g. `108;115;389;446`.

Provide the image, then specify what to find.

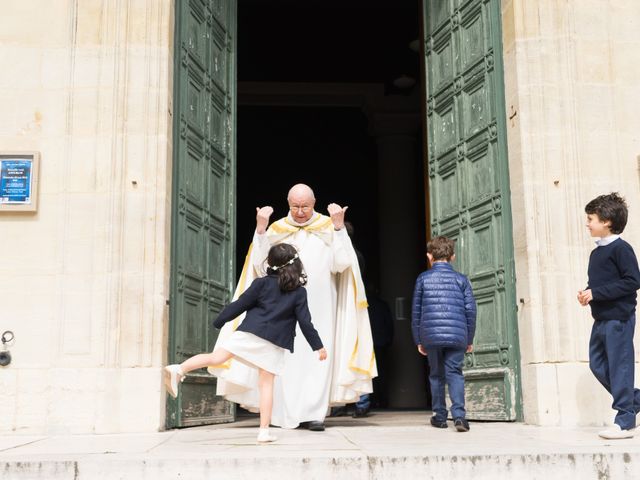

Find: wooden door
422;0;522;420
167;0;237;428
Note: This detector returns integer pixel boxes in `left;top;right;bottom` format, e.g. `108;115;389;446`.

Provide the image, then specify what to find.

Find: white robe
208;212;377;428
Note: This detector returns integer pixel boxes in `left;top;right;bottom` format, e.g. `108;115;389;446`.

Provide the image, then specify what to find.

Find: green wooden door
167;0;237;428
422;0;521;420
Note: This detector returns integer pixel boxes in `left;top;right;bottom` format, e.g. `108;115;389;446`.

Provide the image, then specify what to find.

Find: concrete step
2;412;640;479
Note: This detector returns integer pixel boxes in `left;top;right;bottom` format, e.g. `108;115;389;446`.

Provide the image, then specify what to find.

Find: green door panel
422;0;522;420
168;0;237;428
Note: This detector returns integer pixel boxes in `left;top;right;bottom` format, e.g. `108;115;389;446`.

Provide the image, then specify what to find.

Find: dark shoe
330;406;349;417
454;417;470;432
352;407;369;418
430;416;448;429
308;421;325;432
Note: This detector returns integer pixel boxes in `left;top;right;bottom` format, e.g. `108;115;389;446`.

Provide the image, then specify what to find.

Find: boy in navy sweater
578;193;640;439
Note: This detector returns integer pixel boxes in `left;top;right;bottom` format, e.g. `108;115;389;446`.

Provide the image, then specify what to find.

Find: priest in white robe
209;183;377;430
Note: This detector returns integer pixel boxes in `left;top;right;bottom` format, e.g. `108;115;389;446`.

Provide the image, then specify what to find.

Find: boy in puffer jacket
411;236;477;432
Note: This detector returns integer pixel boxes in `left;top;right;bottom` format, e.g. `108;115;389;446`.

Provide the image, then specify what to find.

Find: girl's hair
266;243;307;292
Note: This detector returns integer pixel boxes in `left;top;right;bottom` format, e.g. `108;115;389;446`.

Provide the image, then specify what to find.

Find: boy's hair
266;243;307;292
585;192;628;234
427;236;455;261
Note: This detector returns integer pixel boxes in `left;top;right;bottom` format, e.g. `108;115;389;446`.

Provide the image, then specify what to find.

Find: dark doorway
236;0;429;411
237;0;421;85
236;106;380;285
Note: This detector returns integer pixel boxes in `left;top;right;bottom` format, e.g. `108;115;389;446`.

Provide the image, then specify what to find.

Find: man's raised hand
327;203;348;230
256;206;274;234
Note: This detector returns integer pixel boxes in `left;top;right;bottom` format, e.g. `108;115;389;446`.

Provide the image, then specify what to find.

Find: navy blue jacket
587;238;640;321
411;262;477;349
213;275;324;353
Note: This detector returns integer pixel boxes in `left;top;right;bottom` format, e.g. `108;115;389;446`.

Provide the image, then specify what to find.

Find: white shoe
163;365;183;398
257;428;277;443
598;424;635;439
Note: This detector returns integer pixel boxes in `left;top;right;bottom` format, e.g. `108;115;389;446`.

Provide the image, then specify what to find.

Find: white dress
220;330;285;376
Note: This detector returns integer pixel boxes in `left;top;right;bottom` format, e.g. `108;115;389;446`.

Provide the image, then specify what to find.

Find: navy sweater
213;275;324;353
587;238;640;321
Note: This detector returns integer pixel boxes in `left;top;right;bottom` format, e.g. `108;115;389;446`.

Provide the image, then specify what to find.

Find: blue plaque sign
1;160;32;203
0;152;40;212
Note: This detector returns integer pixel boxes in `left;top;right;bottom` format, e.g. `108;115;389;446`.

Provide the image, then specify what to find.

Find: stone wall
502;0;640;425
0;0;173;434
2;0;640;433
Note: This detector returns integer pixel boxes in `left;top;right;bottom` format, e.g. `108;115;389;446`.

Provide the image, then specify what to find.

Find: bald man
210;184;376;431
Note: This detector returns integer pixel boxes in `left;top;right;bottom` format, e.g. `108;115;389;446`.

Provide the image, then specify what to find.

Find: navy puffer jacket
411;262;477;349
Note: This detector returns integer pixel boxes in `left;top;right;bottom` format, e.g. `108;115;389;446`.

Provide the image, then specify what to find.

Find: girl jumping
164;243;327;443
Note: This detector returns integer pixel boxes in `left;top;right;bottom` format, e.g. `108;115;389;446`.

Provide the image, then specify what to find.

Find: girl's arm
212;279;262;329
294;288;324;351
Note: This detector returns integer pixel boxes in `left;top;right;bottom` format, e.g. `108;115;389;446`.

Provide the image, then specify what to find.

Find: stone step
3;450;640;480
2;413;640;479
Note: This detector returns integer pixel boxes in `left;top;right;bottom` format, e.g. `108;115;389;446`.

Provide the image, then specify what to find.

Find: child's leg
256;368;277;443
425;348;447;420
589;321;611;392
603;318;637;430
179;348;234;375
164;349;233;399
258;368;275;428
443;348;466;419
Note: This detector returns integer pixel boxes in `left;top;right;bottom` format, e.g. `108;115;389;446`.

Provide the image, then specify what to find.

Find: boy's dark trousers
589;316;640;430
426;347;466;420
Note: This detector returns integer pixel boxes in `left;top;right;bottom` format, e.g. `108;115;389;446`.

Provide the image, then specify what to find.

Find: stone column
371;111;427;408
502;0;640;426
0;0;173;434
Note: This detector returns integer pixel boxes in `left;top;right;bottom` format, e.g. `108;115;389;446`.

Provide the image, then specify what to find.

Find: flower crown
269;253;299;271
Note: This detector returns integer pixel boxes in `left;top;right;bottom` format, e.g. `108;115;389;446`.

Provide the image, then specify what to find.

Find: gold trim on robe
208;213;377;409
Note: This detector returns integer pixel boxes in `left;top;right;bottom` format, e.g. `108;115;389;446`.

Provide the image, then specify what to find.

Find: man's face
586;213;611;238
288;191;316;223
